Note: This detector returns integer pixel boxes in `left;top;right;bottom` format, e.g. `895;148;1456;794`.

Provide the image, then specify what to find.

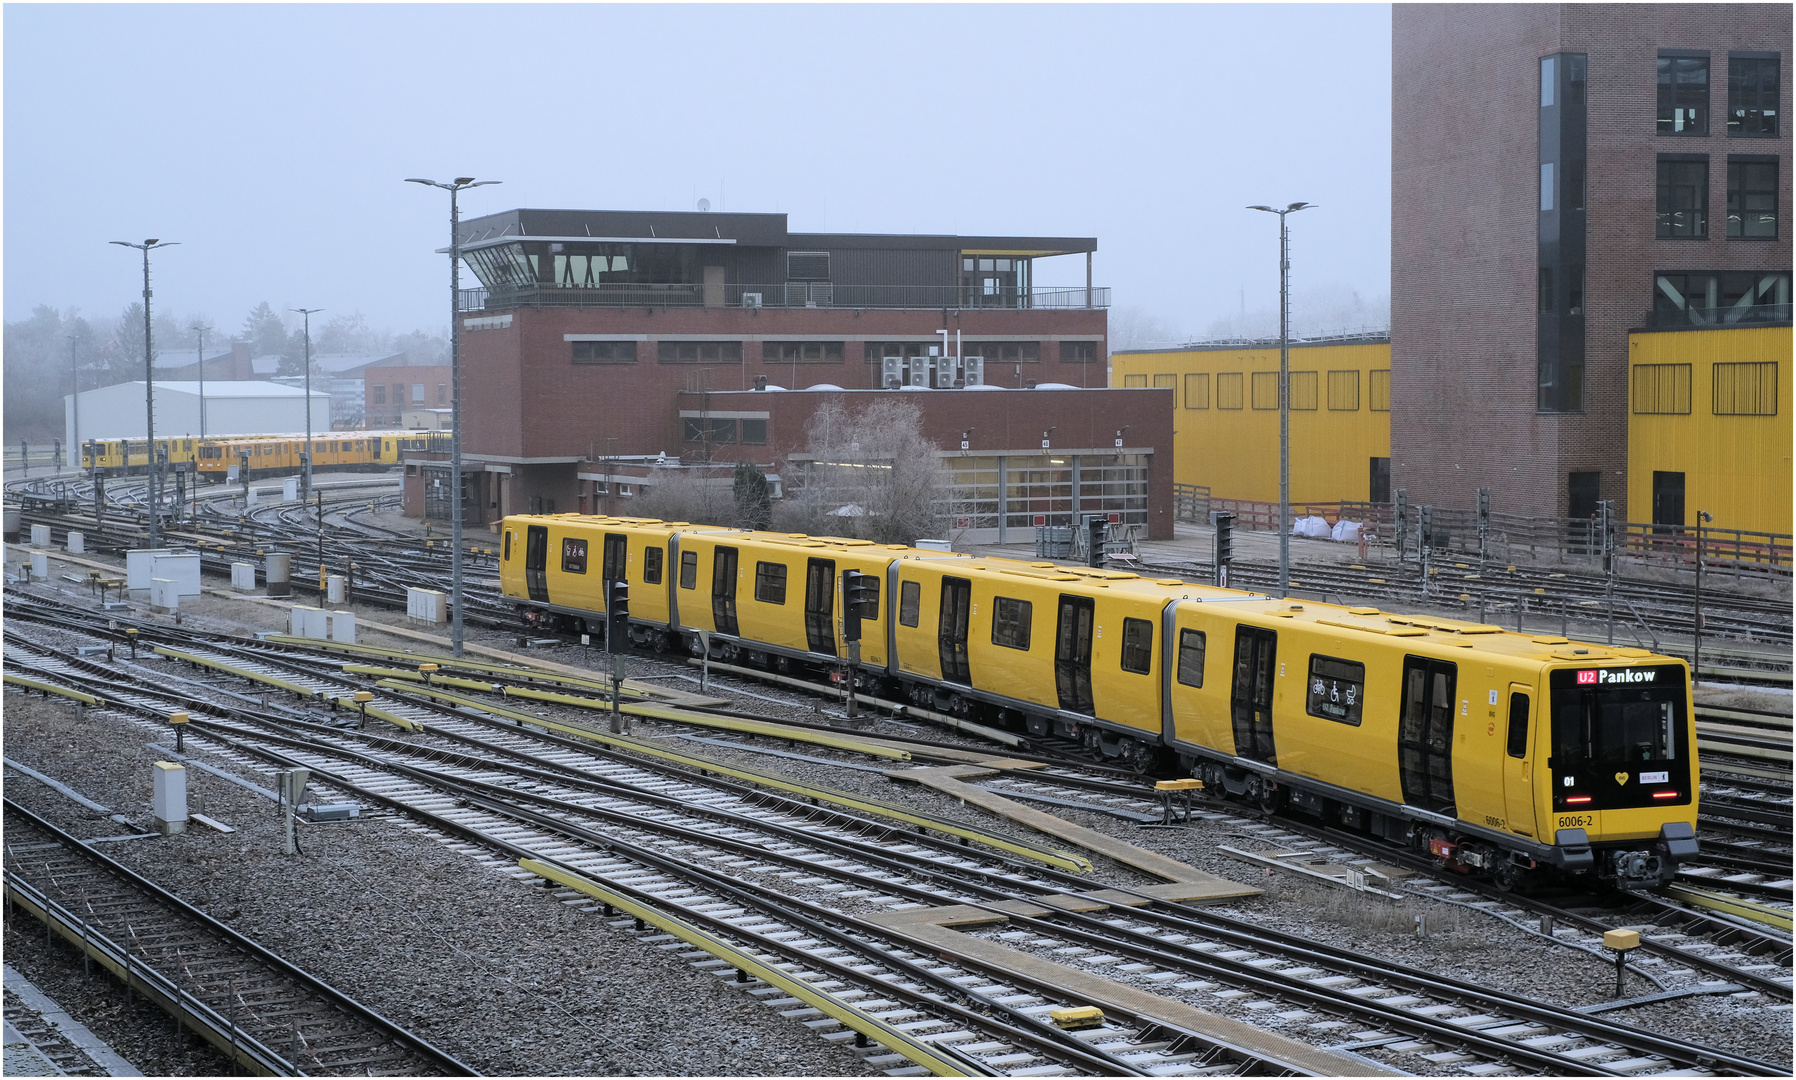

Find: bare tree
633;465;727;525
786;397;955;545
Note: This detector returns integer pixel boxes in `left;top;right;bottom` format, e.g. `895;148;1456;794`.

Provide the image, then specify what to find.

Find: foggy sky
4;4;1392;346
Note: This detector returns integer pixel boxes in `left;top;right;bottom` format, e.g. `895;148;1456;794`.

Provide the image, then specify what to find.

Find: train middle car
498;513;1699;891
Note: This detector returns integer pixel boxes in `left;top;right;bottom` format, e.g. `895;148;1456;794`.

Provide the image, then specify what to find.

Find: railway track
1;800;477;1077
7;615;1791;1076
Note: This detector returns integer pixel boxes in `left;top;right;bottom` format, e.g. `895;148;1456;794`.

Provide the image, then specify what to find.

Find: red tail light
1565;796;1592;804
1652;790;1680;799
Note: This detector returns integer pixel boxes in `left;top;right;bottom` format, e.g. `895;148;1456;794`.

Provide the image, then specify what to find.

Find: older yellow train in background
80;430;449;479
499;513;1699;892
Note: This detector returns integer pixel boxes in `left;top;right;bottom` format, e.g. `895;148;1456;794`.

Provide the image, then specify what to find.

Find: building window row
1164;369;1389;412
682;417;769;445
1656;155;1779;239
573;341;638;364
1659;52;1780;137
1652;270;1791;326
1639;360;1783;417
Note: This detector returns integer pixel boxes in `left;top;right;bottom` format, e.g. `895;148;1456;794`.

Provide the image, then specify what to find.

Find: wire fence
1170;484;1791;581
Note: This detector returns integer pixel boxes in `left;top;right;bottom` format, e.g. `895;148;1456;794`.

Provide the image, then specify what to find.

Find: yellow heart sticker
1614;771;1629;786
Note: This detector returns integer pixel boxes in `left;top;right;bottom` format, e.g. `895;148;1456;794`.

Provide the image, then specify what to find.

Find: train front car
1543;660;1698;890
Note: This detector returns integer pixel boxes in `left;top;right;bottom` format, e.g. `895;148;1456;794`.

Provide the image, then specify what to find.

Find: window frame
1657;52;1711;136
1369;369;1391;412
679;550;698;590
643;547;664;585
1656;154;1710;239
1713;361;1779;416
1184;373;1210;409
1326;370;1360;411
560;537;589;575
1250;371;1279;410
1216;372;1245;410
1119;617;1153;675
1727;53;1780;138
1306;653;1366;726
572;340;639;364
754;560;788;604
1288;370;1318;411
898;580;921;627
991;596;1033;651
1726;156;1779;239
1175;629;1206;688
658;340;744;364
1631;363;1693;415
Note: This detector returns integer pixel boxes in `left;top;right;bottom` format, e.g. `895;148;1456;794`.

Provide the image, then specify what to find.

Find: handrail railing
1171;494;1791;580
459;282;1111;313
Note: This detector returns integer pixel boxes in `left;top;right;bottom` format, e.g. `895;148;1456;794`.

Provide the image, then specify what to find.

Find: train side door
804;558;837;656
1399;656;1458;813
524;525;549;603
1230;626;1278;764
1503;684;1537;837
712;546;739;635
938;577;972;684
1054;595;1095;714
602;532;627;610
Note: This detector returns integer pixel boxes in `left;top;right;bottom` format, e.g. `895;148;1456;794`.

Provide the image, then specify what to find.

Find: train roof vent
1530;635;1570;645
1347;606;1380;615
1318;617;1426;637
1613;648;1653;657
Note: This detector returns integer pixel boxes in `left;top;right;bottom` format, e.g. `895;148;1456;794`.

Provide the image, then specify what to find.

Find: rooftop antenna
697;198;711;212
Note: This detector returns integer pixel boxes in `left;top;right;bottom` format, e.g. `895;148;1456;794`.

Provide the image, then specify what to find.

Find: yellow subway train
498;513;1700;892
80;430;450;479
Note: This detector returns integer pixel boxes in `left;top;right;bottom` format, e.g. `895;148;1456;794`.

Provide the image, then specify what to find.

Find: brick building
427;208;1164;539
363;355;454;426
1392;4;1790;523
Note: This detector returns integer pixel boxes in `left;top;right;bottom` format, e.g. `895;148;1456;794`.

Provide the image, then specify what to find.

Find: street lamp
110;238;179;549
1246;201;1314;598
407;176;501;659
68;332;82;473
291;308;324;500
1692;509;1713;682
191;321;212;440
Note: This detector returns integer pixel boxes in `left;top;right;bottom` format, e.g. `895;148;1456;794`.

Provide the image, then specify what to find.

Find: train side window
643;547;664;585
680;550;698;589
561;538;588;574
861;577;880;620
991;597;1032;650
1307;655;1365;726
898;580;921;627
1507;692;1530;758
755;561;787;604
1176;629;1206;687
503;531;512;561
1120;617;1153;674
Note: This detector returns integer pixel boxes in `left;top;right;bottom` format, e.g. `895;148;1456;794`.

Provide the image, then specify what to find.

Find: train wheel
1201;762;1227;798
1081;728;1102;758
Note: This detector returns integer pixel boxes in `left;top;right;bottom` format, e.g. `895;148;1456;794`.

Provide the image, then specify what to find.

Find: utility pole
69;334;81;474
1693;510;1713;681
291;308;323;501
110;238;179;549
192;321;211;440
1246;202;1313;598
407;175;501;659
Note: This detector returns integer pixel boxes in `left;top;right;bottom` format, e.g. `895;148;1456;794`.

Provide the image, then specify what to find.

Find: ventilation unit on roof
962;356;984;386
741;292;762;309
882;356;904;389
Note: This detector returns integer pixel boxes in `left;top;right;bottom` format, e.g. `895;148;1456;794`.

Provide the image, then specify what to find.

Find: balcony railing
458;282;1110;313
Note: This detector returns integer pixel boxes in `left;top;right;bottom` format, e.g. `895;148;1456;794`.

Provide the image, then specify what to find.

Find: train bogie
496;512;1699;891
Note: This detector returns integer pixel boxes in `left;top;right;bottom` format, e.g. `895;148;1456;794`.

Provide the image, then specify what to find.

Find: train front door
938;577;972;683
1503;684;1537;838
1054;595;1094;714
712;546;739;635
804;558;837;656
1230;626;1278;764
1399;656;1458;813
524;524;549;603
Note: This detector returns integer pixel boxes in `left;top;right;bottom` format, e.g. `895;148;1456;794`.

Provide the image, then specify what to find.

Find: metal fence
458;283;1111;313
1171;491;1791;580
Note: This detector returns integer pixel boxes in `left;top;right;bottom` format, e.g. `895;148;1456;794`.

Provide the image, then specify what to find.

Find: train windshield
1549;665;1690;809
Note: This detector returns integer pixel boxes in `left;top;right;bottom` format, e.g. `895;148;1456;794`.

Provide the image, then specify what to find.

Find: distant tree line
2;302;447;440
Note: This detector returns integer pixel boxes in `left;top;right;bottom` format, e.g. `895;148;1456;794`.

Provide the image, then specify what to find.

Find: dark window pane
739;418;768;444
1120;617;1153;675
1728;159;1779;238
991;596;1032;650
898;580;920;627
1728;56;1780;136
643;547;663;585
1657;55;1710;135
1539;267;1555;314
1307;654;1365;726
1656;157;1709;237
754;561;787;604
679;550;697;589
1176;629;1206;688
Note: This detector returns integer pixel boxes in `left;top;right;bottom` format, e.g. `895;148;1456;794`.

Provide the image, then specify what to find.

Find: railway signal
842;571;875;642
608;579;630;733
1212;511;1235;588
1394;489;1409;562
1477;486;1491;564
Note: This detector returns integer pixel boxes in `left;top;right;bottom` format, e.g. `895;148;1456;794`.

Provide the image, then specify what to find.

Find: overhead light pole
1246;202;1313;598
1692;509;1713;682
291;308;324;500
68;333;82;472
191;321;211;439
407;175;500;658
110;238;179;549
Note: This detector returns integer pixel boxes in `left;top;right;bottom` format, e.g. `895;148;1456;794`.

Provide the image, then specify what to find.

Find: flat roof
96;380;325;398
456;208;1095;257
